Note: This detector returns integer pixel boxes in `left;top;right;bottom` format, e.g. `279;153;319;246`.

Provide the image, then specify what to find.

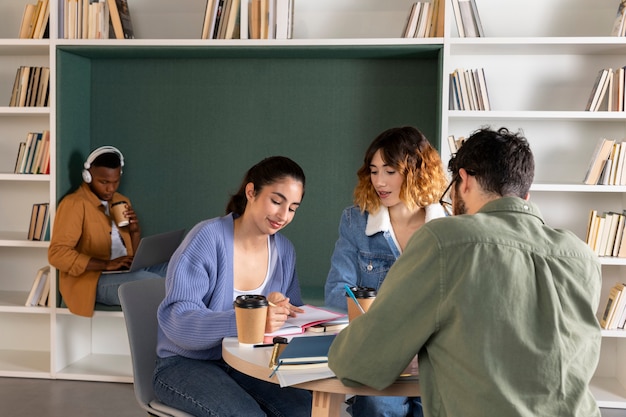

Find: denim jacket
324;204;446;311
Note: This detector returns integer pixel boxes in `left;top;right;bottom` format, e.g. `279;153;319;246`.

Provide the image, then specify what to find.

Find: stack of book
600;282;626;330
25;265;51;307
586;210;626;258
402;0;442;38
9;66;50;107
450;0;483;37
582;138;626;185
27;203;50;241
18;0;50;39
202;0;294;40
449;68;491;111
585;67;625;112
14;131;51;175
611;0;626;37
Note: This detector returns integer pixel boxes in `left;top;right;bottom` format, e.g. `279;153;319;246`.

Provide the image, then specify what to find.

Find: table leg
311;391;344;417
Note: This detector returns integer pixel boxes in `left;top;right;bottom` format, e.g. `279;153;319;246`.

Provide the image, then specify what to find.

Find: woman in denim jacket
324;126;448;417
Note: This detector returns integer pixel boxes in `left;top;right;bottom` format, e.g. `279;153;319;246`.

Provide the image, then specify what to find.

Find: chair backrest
118;278;166;410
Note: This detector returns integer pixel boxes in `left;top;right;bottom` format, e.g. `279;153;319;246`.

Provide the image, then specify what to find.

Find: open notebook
101;229;185;274
265;305;346;336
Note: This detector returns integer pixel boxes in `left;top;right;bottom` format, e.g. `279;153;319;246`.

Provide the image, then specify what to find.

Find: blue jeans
154;355;312;417
96;262;168;306
347;395;423;417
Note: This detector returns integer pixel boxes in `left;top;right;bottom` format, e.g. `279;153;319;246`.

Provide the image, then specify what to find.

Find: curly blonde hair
354;126;448;214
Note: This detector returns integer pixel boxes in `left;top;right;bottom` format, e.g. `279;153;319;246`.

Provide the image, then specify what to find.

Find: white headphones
82;146;125;184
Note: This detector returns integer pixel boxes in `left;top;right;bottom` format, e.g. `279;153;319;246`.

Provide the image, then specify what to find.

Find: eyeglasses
439;175;457;216
439;169;476;216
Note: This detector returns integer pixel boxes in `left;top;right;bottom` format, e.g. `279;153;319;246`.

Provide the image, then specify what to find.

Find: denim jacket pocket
357;252;396;290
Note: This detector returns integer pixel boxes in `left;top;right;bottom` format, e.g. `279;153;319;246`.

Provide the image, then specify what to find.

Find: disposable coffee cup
346;286;377;321
110;201;130;227
234;294;269;347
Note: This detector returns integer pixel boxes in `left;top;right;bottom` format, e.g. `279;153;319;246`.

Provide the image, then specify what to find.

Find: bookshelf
1;0;625;413
441;0;626;412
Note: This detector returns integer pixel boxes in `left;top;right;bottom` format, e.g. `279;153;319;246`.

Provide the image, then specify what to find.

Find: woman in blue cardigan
154;156;311;417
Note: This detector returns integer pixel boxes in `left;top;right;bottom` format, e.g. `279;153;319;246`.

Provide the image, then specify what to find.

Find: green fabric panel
56;47;441;302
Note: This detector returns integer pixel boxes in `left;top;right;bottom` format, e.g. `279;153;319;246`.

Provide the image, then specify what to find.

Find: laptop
102;228;186;274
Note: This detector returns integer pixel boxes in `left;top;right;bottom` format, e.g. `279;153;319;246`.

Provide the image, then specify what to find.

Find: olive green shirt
328;197;601;417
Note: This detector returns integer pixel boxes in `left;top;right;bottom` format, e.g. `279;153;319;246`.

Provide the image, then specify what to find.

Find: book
611;0;626;36
403;3;420;38
275;0;291;39
32;0;50;39
450;0;464;37
265;305;346;336
276;334;336;366
107;0;134;39
600;285;622;328
608;284;626;329
583;138;616;185
33;203;49;241
13;142;27;174
415;2;431;39
201;0;217;39
586;69;610;111
25;266;50;307
458;0;478;38
19;3;38;38
306;319;348;334
468;0;484;37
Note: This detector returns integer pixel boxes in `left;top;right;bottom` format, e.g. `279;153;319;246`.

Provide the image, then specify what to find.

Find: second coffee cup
233;294;269;346
346;286;377;321
110;201;130;227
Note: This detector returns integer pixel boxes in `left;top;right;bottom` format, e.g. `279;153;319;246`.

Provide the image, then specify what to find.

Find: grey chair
119;278;195;417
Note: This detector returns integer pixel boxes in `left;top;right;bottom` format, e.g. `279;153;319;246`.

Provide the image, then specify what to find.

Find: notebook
265;305;346;336
101;228;185;274
276;334;336;367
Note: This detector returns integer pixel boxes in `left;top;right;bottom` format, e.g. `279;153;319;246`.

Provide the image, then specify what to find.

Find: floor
0;377;352;417
2;377;624;417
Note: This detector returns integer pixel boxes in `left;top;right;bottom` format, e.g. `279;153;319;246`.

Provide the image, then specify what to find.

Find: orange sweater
48;183;134;317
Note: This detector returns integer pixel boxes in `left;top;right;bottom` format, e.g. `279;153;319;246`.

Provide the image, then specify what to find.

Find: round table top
222;336;420;397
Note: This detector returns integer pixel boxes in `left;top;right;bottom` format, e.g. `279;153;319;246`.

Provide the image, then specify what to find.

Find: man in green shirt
328;127;602;417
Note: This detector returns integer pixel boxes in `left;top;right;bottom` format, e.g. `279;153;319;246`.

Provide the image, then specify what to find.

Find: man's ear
458;168;473;193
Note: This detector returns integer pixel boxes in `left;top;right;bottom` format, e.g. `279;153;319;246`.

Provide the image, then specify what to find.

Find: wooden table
222;337;420;417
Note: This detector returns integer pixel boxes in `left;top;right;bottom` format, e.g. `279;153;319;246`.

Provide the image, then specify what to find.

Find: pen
344;284;366;314
253;343;274;348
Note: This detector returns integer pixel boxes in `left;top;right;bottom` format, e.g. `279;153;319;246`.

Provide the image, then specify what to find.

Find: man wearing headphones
48;146;167;317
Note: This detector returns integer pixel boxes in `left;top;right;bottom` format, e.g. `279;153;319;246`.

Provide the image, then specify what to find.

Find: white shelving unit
441;0;626;412
1;0;625;413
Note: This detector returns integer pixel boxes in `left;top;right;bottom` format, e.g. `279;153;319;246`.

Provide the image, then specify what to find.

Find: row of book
585;210;626;258
402;0;442;38
9;66;50;107
19;0;50;39
600;282;626;330
450;0;483;38
449;68;491;111
14;131;51;175
60;0;134;39
28;203;50;242
585;67;626;112
583;138;626;185
25;265;51;307
202;0;294;40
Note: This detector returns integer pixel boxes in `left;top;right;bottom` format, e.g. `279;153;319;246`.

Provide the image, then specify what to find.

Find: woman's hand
265;292;305;333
